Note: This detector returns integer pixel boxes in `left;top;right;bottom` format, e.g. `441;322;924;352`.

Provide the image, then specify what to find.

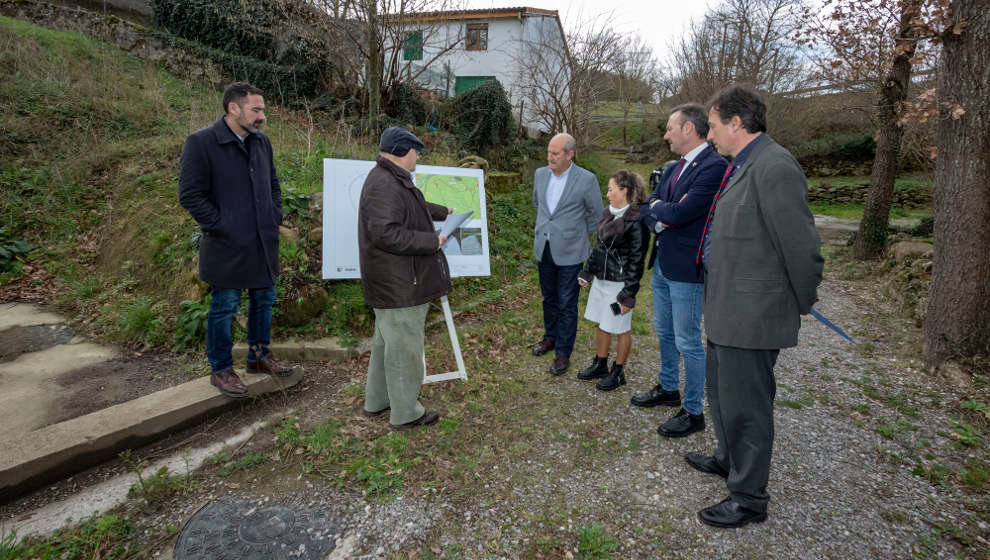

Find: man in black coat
179;82;291;398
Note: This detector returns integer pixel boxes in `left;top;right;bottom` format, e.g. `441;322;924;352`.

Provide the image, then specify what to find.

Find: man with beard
179;82;292;398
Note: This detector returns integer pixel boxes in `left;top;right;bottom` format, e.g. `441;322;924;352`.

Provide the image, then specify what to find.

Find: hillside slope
0;15;537;351
0;15;357;347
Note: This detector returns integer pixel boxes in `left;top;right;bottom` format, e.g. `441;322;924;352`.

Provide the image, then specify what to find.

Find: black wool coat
579;206;649;309
178;116;282;289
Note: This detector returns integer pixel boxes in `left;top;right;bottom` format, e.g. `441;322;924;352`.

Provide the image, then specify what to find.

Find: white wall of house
390;11;569;134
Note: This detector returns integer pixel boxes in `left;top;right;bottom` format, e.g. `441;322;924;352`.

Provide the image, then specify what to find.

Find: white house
389;7;571;135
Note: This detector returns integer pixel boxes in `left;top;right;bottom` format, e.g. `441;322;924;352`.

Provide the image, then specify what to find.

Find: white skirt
583;277;632;334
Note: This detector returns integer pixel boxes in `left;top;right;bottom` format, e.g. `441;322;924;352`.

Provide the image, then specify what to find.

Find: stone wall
807;181;932;209
48;0;152;24
2;0;223;86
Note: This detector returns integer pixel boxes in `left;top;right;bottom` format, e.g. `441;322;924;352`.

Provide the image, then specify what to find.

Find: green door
454;76;496;96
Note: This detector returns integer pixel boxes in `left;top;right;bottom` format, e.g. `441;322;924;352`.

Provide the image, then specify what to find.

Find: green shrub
174;295;210;350
792;132;876;161
280;183;310;216
323;281;371;338
120;297;164;344
386;82;430;126
150;30;320;104
0;227;35;276
577;524;618;560
448;79;513;156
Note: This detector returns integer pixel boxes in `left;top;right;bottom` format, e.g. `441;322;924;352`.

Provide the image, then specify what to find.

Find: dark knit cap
379;126;426;156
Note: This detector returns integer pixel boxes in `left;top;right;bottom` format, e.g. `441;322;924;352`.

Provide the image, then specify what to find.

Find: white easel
422;295;467;384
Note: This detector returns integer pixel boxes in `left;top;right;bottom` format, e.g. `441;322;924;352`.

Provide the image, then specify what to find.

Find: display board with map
321;160;490;279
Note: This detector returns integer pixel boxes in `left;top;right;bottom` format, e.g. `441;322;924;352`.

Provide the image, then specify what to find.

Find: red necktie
666;158;686;201
695;163;737;271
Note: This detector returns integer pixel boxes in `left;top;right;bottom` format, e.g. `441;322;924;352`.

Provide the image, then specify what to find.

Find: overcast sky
462;0;715;62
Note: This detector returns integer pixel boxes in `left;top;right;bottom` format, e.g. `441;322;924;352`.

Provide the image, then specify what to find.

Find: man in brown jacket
358;127;452;430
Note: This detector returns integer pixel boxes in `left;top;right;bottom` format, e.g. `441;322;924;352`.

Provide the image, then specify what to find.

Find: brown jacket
358;157;451;309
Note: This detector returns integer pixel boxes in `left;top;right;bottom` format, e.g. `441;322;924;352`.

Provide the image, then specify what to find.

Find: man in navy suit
635;104;728;438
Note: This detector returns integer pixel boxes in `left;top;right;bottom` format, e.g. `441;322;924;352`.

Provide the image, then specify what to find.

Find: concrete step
0;370;301;502
232;337;367;362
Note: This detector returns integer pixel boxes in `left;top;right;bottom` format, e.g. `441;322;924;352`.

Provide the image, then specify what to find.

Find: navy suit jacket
640;144;728;283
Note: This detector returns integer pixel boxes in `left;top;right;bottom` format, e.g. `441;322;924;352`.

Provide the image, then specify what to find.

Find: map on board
417;174;482;218
321;160;490;279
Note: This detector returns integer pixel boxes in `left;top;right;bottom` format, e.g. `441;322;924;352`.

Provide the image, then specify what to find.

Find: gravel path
4;238;984;559
326;256;986;558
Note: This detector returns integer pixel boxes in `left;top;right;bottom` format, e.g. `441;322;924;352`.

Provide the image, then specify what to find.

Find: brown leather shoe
532;338;555;356
246;355;292;377
390;410;440;431
548;355;569;376
211;369;248;398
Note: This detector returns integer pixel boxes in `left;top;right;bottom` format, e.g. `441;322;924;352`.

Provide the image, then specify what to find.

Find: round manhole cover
176;497;338;559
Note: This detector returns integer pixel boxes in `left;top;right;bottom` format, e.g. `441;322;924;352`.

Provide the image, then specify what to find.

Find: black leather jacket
579;206;649;308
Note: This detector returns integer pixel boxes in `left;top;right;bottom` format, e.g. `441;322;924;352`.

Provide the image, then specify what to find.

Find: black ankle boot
577;355;610;380
596;363;626;391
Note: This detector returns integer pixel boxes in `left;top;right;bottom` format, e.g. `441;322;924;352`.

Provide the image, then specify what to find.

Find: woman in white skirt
576;170;650;391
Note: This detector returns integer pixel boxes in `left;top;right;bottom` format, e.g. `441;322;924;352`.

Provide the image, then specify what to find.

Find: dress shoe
698;497;767;528
246;355;293;377
596;363;626;391
363;406;390;418
548;355;570;375
576;355;609;380
211;369;248;398
630;384;681;408
658;408;705;438
390;410;440;431
684;452;729;479
532;338;555;356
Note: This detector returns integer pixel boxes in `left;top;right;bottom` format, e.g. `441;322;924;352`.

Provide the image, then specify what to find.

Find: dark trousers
206;285;275;373
537;242;582;357
706;340;779;513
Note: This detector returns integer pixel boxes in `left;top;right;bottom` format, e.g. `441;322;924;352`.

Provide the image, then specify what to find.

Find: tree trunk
852;4;919;260
924;0;990;367
365;0;382;132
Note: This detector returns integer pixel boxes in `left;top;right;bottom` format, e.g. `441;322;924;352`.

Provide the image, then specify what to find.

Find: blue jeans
537;242;582;357
206;285;276;374
651;266;706;415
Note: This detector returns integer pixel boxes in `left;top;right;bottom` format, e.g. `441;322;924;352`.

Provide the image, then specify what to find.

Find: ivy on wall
151;0;331;103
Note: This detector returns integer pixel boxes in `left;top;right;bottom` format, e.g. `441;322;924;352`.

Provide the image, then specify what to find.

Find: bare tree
512;14;624;145
304;0;465;126
924;0;990;367
667;0;807;103
797;0;941;260
611;36;660;145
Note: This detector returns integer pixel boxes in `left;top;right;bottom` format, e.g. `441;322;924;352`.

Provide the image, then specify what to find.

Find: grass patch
576;524;618;560
0;514;139;559
778;397;813;410
217;453;266;477
125;465;196;510
912;463;952;486
878;417;918;439
808;201;932;222
959;460;988;489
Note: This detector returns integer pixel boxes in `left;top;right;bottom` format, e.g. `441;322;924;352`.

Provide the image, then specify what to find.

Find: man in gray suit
532;133;604;374
684;85;823;528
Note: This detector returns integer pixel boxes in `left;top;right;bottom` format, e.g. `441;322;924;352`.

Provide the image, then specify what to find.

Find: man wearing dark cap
357;126;452;430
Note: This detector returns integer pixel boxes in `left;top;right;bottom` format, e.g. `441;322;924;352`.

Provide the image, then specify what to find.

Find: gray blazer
532;164;603;266
703;136;823;350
